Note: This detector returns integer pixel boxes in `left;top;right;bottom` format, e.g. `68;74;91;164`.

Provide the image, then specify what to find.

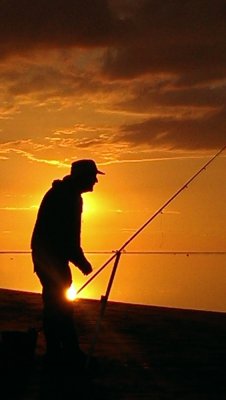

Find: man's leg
43;285;84;367
58;297;85;365
32;252;84;366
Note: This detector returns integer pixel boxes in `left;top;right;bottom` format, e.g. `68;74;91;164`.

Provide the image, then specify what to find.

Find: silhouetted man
31;159;104;370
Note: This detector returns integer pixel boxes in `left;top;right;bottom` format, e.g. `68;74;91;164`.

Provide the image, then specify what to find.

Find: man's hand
79;260;93;276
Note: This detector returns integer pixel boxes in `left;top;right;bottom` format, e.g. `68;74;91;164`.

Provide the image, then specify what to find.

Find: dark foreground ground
0;288;226;400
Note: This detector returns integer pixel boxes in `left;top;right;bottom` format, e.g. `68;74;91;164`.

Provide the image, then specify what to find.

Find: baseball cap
70;159;105;177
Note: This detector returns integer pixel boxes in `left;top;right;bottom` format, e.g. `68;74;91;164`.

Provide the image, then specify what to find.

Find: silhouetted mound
1;288;226;399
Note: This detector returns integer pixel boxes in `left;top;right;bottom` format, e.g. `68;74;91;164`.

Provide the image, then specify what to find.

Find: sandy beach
1;288;226;399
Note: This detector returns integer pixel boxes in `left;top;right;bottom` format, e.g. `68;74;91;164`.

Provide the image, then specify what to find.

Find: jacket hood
51;176;79;193
52;179;62;189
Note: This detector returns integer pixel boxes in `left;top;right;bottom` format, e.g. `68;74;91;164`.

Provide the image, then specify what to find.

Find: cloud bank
0;0;226;155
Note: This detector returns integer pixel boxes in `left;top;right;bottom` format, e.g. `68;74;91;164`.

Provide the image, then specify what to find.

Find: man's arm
68;193;92;275
70;250;93;276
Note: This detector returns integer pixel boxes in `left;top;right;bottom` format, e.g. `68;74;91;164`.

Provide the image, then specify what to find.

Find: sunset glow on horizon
0;1;226;312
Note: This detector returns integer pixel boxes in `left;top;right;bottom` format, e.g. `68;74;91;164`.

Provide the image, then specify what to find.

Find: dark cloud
115;81;226;112
114;108;226;151
102;1;226;84
0;0;125;58
1;1;226;86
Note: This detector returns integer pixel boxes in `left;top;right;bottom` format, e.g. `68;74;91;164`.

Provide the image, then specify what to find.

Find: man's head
70;159;104;193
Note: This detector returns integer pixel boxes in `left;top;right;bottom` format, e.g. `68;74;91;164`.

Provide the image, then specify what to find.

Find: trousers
32;251;83;365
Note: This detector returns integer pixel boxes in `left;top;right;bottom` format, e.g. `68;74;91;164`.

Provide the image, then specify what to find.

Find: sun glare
82;193;97;215
66;284;77;301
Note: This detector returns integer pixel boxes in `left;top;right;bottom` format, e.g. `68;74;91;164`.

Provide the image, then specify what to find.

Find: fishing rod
77;144;226;296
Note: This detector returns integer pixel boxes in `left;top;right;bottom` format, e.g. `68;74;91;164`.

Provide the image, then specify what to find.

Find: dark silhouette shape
1;328;37;398
31;160;104;373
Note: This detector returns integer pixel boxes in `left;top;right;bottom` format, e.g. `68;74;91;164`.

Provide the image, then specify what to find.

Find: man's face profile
79;173;98;193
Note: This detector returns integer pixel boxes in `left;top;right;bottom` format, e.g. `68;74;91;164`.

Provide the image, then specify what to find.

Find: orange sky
0;1;226;311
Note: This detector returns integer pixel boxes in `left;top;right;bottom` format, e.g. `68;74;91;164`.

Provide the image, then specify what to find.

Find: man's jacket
31;176;87;267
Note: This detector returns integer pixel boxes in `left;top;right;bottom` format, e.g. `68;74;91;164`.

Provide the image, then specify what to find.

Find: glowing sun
66;284;77;301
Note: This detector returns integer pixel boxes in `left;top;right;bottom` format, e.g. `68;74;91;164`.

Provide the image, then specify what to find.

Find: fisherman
31;159;104;369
